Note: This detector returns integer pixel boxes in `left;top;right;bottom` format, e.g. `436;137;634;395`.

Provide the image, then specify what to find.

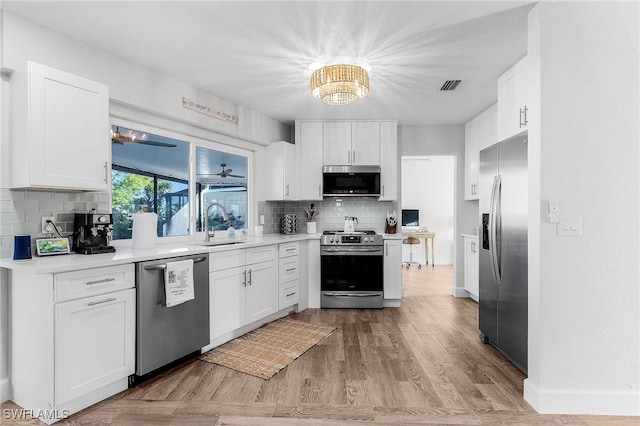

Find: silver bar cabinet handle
87;297;117;306
86;278;115;285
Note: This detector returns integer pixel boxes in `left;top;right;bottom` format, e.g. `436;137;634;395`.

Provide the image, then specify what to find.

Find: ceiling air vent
440;80;462;91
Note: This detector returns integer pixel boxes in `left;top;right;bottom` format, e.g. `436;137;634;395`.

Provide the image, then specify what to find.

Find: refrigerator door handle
489;175;502;285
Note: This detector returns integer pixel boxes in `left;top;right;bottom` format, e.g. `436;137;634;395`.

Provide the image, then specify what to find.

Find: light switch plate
557;214;582;236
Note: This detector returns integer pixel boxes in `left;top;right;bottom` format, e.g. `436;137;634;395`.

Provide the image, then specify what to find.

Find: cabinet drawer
279;281;299;310
210;249;246;272
279;256;299;284
55;264;134;303
246;245;277;264
279;242;299;258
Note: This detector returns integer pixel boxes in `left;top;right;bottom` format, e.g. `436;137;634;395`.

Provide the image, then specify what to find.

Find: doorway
401;156;455;265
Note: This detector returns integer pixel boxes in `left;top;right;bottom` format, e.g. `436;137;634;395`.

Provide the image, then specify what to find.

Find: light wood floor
3;265;638;425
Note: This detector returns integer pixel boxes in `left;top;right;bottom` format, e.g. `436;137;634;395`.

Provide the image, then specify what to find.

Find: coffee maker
72;212;116;254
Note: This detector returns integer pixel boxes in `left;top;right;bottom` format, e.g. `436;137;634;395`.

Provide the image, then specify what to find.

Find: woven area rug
200;317;336;379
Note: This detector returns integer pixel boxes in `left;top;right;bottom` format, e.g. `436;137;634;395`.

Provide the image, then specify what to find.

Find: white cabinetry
323;121;380;166
10;264;135;421
497;56;528;141
278;242;300;309
379;121;398;201
210;246;278;341
351;121;380;165
264;141;297;200
463;235;479;301
464;118;480;200
10;61;110;191
465;104;497;200
383;239;403;302
295;121;324;200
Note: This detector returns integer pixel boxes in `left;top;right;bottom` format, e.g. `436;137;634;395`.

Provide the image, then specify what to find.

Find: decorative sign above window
182;97;239;125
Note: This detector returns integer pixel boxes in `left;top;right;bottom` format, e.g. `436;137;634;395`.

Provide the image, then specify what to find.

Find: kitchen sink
194;241;246;247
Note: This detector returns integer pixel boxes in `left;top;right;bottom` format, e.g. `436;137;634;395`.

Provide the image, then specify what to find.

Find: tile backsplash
258;199;399;235
0;189;110;259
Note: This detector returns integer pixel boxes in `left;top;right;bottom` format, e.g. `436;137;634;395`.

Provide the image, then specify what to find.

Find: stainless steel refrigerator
479;135;528;373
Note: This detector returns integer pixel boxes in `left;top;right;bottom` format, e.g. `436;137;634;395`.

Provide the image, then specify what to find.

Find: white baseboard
0;377;11;402
524;378;640;416
452;287;470;298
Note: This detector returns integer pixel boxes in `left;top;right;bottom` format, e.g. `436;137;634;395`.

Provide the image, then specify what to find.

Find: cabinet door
464;238;479;299
323;122;351;165
55;288;135;406
351;122;380;165
464;118;479;200
297;121;324;200
383;240;403;300
497;56;528;141
16;62;110;190
264;141;296;201
210;266;246;338
379;121;398;201
245;260;278;324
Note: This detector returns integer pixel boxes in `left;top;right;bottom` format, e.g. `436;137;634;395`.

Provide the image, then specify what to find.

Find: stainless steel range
320;230;384;309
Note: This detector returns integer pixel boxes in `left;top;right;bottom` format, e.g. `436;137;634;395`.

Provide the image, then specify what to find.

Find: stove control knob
364;237;369;242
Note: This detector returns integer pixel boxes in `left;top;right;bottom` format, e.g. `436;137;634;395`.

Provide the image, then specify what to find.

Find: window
111;125;190;240
195;146;248;232
111;123;250;241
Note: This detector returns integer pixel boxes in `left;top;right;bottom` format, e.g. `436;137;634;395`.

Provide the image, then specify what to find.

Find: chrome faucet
203;201;229;242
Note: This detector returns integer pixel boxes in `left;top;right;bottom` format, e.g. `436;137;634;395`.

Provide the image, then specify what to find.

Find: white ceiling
2;1;535;126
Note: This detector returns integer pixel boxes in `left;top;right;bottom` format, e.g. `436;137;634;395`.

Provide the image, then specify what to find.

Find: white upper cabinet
465;104;496;200
465;117;480;200
10;61;110;191
379;121;398;201
350;121;380;165
264;141;297;201
295;121;323;200
497;56;528;141
323;121;380;166
323;121;352;165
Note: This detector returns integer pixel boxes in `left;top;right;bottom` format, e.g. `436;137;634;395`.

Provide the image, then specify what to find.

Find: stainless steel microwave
322;165;381;197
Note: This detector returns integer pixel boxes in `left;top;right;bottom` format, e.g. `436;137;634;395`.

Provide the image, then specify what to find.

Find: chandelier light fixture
310;64;370;105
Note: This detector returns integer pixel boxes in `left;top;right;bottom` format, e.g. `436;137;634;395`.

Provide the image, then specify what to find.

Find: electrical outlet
259;215;265;225
41;216;55;233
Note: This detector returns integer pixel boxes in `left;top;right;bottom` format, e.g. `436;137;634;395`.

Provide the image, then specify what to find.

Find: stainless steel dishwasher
135;253;209;377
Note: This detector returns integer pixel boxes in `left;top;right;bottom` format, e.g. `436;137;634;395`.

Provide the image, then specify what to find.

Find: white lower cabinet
210;265;246;337
278;242;300;310
383;239;403;301
463;235;479;300
210;246;278;341
55;288;135;405
9;264;136;423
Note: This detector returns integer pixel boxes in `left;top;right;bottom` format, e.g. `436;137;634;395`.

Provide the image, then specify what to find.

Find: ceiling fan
111;126;177;148
212;163;245;178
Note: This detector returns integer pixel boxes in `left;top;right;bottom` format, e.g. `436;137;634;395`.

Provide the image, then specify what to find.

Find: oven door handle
323;293;381;297
321;248;382;253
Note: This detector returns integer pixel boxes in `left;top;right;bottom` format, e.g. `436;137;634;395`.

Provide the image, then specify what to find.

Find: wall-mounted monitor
401;209;419;226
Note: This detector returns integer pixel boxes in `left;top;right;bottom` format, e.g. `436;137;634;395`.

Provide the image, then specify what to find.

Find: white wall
525;2;639;415
401;156;455;265
398;125;477;294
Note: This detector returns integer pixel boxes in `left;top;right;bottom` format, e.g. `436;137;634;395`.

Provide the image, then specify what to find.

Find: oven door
320;246;383;308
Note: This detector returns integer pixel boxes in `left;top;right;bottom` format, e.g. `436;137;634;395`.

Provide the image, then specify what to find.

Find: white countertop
0;231;400;274
0;233;318;274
